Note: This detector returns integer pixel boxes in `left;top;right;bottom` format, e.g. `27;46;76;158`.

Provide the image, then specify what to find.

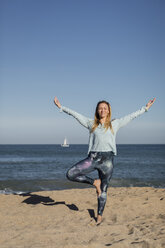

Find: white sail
63;138;67;145
61;137;69;147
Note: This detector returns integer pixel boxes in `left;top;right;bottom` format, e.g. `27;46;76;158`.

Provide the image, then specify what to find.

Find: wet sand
0;187;165;248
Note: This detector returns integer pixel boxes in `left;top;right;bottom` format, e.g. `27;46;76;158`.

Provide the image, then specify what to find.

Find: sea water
0;144;165;194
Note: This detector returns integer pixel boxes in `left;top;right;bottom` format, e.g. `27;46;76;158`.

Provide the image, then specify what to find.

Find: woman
54;97;156;225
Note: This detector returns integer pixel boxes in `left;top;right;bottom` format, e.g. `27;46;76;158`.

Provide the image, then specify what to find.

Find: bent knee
66;169;74;181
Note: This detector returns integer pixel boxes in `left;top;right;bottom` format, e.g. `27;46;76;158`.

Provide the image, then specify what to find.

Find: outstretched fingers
54;97;61;108
146;97;156;110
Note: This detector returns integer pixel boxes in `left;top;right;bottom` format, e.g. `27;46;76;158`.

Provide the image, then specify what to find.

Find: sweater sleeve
60;105;93;129
115;106;148;132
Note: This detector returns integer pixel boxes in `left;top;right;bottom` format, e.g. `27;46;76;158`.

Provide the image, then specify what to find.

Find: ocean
0;144;165;194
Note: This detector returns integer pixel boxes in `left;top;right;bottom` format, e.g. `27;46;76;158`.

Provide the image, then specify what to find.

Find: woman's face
97;103;109;119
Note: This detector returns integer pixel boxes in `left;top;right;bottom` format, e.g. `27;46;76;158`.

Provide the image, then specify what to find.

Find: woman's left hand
146;97;156;110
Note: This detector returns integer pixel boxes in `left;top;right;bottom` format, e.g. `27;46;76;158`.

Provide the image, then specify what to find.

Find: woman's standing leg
96;155;114;224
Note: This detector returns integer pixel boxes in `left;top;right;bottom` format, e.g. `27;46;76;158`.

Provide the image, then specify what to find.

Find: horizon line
0;144;164;146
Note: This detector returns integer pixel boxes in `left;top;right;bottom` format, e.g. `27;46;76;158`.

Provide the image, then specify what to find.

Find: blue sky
0;0;165;144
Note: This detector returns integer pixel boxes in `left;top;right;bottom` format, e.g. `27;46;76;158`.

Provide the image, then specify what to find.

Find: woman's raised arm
54;97;93;130
114;97;156;132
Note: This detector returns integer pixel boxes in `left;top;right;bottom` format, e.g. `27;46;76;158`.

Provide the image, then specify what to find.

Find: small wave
0;188;28;195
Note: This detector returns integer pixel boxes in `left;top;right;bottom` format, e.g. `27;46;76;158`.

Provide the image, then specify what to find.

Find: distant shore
0;187;165;248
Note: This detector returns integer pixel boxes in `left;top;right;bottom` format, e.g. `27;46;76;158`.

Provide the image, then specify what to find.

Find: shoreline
0;187;165;248
1;179;165;196
1;185;165;197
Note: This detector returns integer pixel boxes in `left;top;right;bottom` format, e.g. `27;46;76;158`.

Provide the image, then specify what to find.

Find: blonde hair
91;100;114;134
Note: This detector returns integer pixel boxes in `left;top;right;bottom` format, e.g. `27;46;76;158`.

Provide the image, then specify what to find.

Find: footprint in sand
105;239;125;246
157;214;165;220
111;214;117;223
128;227;134;235
131;240;150;248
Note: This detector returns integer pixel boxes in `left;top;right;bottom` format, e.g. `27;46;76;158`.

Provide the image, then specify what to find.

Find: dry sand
0;187;165;248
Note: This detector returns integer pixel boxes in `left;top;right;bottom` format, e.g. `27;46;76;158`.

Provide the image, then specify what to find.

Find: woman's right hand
145;97;156;110
54;97;61;109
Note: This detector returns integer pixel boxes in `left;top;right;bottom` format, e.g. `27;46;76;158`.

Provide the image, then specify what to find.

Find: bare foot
93;179;101;196
96;215;102;225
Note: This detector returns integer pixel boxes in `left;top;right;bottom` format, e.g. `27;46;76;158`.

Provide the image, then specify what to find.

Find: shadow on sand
87;208;97;222
20;193;79;211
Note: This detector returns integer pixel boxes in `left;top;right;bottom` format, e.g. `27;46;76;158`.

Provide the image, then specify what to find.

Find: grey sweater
60;105;148;155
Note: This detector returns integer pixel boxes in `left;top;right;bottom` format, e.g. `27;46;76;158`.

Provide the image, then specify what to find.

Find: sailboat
61;137;69;147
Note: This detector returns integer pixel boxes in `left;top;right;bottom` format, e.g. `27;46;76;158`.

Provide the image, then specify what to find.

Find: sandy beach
0;187;165;248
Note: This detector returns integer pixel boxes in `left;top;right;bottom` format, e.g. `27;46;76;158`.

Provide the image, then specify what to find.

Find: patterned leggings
66;151;114;216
